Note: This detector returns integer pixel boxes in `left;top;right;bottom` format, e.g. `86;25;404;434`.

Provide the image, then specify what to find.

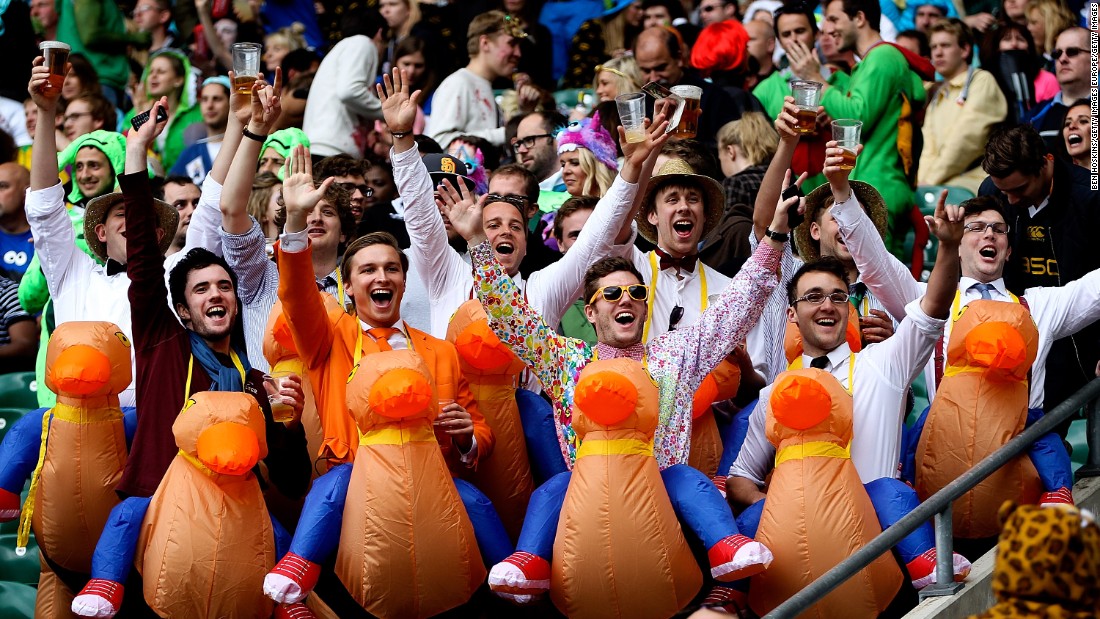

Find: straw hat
84;192;179;262
636;159;725;244
793;180;888;262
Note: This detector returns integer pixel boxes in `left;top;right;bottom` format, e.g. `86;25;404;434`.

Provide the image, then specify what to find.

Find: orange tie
367;327;400;352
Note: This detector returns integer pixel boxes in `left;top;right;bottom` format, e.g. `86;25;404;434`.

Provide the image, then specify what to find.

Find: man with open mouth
441;153;799;610
729;150;971;592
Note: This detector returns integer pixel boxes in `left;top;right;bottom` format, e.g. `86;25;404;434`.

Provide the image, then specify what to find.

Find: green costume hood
143;48;197;111
261;128;311;180
57;130;127;204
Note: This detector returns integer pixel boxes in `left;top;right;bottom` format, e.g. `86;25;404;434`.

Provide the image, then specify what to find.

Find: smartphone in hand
641;82;686;134
130;105;168;132
782;177;804;229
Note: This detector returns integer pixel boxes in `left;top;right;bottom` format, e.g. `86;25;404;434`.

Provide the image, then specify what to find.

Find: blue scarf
188;332;252;392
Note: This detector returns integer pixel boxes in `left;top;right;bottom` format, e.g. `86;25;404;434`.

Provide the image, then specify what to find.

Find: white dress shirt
830;192;1100;409
631;248;732;344
392;143;639;347
730;299;945;484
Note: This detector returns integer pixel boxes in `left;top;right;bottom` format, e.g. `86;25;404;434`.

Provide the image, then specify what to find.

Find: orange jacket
277;245;493;469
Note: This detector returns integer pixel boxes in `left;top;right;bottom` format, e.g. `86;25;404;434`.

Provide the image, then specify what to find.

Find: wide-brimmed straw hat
793;180;888;262
84;192;179;262
636;159;725;244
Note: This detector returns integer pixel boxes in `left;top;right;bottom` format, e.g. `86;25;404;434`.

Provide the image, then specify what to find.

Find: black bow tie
655;248;698;273
106;259;126;276
810;355;830;369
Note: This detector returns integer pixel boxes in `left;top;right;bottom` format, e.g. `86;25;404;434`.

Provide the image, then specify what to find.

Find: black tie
810;356;830;369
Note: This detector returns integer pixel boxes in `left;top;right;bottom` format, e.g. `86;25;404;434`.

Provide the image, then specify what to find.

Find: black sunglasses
669;305;684;330
336;181;374;197
1051;47;1086;60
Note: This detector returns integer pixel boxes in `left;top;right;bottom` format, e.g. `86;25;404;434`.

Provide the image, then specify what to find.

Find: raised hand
28;56;67;112
925;189;964;248
375;67;421;135
774;97;804;143
282;144;333;220
619;111;670;168
130;97;170;149
247;69;283;136
822;139;862;195
786;40;823;83
436;177;486;245
768;168;805;235
228;70;255;126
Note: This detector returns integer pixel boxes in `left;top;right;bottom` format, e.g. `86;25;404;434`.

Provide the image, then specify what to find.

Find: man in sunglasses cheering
439;147;796;605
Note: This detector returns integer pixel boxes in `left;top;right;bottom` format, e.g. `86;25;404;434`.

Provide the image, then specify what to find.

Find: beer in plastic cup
40;41;71;95
790;81;823;134
670;85;702;139
231;43;262;94
264;371;296;423
832;119;863;170
615;92;647;143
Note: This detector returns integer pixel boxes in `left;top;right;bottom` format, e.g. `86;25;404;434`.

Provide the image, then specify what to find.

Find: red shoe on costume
702;585;750;616
708;534;773;582
712;475;728;498
0;487;19;521
264;552;321;604
1039;487;1073;507
906;548;972;590
71;579;124;617
487;551;551;601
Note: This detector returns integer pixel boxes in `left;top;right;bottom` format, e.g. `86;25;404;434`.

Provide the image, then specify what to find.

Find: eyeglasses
336;182;374;197
511;134;553;153
962;221;1009;235
485;193;528;210
793;291;850;306
588;284;649;305
132;5;157;16
63;111;94;123
1051;47;1086;60
668;305;684;330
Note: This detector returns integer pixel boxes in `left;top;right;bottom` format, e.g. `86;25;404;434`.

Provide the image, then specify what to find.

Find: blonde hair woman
716;112;779;207
1025;0;1076;56
263;23;308;72
593;56;643;102
247;172;283;242
381;0;422;40
557;114;619;197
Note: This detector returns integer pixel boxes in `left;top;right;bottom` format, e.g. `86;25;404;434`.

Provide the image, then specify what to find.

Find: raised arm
276;146;338;370
919;193;964;321
222;73;282;235
378;68;471;299
753;97;809;242
219;75;283;305
27;57;61;191
825;142;923;320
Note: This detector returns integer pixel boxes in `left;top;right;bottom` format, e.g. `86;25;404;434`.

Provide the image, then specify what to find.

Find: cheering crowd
0;0;1097;617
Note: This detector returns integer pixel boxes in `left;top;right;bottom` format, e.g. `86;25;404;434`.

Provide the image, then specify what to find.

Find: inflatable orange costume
689;358;741;477
915;301;1041;539
446;299;534;539
552;358;702;619
750;369;902;618
336;349;485;617
4;322;132;616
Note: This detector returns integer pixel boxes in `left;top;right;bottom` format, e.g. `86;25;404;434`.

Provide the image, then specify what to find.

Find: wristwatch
764;228;790;242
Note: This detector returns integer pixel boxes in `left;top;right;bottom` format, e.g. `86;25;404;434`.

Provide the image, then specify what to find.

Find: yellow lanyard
643;250;707;342
184;349;246;401
788;352;856;395
333;268;348;312
353;321;413;364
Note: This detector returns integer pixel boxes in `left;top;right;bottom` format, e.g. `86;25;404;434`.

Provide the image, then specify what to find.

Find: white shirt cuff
25;182;66;216
279;228;309;253
458;436;478;466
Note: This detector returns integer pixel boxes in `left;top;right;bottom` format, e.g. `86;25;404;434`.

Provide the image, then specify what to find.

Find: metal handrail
763;376;1100;618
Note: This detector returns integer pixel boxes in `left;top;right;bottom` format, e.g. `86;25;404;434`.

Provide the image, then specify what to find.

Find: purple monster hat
556;112;619;172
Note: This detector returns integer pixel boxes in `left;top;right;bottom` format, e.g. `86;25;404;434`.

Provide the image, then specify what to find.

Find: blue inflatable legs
661;464;739;548
516;389;568;485
514;471;571;561
454;478;514;565
717;400;757;479
864;477;933;564
287;463;352;563
0;408;47;494
90;496;152;583
1025;408;1074;491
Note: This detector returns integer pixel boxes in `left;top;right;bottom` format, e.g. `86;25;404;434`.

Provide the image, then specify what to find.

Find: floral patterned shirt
473;239;781;469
